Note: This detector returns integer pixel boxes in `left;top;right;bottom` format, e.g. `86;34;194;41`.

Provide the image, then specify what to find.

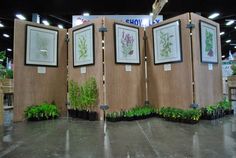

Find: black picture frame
25;25;59;67
152;20;183;65
114;23;141;65
72;24;95;67
199;20;218;64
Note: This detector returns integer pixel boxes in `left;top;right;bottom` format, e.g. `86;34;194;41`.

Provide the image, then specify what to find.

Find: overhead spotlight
3;33;10;38
235;46;236;49
42;20;50;26
0;23;4;27
7;48;12;52
16;14;26;20
208;13;220;19
83;12;90;16
235;26;236;29
226;20;234;26
58;24;64;29
226;39;231;43
149;12;154;16
222;55;225;58
220;32;225;36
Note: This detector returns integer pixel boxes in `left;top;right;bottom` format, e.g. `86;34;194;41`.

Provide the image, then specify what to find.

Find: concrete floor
0;116;236;158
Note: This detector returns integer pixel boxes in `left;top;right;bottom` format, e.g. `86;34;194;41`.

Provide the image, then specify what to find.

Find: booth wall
104;18;146;112
13;20;68;121
146;13;194;109
68;18;103;117
191;13;223;107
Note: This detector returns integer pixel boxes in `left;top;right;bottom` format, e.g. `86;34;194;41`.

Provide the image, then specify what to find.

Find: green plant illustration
36;33;49;57
160;31;173;57
78;35;88;59
205;29;214;57
121;31;134;58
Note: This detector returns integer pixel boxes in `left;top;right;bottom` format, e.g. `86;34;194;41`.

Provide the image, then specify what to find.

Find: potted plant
78;77;98;121
68;80;80;118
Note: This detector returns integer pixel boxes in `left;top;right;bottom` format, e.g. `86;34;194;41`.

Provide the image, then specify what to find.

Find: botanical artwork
200;21;218;63
153;20;182;64
73;24;94;67
25;25;58;66
115;23;140;64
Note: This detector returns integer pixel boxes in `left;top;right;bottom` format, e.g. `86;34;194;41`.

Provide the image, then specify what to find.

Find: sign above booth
72;15;163;27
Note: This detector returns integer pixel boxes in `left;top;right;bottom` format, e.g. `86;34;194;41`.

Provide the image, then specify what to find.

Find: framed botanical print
73;24;94;67
25;25;58;67
114;23;140;64
152;20;182;65
200;21;218;64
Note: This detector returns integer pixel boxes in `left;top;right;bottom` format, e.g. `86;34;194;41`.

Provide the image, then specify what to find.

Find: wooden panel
146;13;193;109
68;18;103;116
104;18;145;112
191;13;223;107
13;20;67;122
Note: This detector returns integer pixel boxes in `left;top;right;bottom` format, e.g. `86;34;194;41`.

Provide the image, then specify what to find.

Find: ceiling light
7;48;12;52
226;40;231;43
42;20;50;26
16;14;26;20
222;55;225;58
235;46;236;49
3;34;10;38
226;20;234;26
220;32;225;36
58;24;63;29
149;12;153;16
208;13;220;19
83;12;90;16
235;26;236;29
0;23;4;27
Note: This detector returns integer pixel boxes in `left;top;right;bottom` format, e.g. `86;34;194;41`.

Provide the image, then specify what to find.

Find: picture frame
73;24;95;67
152;20;182;65
199;20;218;64
25;25;58;67
114;23;140;64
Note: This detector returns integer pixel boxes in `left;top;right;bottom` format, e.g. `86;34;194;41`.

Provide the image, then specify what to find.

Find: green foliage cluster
231;64;236;75
205;30;213;52
0;50;13;79
160;31;173;57
78;36;88;59
24;103;59;120
68;77;98;111
158;107;202;121
203;99;231;115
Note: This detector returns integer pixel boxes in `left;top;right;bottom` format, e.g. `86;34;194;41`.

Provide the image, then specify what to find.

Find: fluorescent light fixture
16;14;26;20
58;24;63;29
83;12;90;16
226;20;234;26
0;23;4;27
3;33;10;38
7;48;12;52
226;39;231;43
42;20;50;26
208;13;220;19
149;12;153;16
220;32;225;36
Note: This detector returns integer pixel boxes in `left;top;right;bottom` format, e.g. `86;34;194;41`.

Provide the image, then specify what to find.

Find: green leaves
160;31;173;57
78;35;88;59
24;103;59;120
69;77;98;111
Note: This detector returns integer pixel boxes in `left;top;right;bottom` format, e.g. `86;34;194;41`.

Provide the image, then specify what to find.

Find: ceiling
0;0;235;60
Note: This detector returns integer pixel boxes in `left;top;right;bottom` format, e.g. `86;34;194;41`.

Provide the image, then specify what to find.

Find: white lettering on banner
72;15;163;27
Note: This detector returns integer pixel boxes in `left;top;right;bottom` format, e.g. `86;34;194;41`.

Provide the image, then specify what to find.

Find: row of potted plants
201;99;233;120
24;103;60;121
106;100;233;124
106;106;156;122
68;77;98;121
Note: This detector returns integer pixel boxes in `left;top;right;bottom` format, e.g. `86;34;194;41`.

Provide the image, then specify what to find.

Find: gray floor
0;116;236;158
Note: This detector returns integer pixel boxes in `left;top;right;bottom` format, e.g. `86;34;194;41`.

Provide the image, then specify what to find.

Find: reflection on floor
0;116;236;158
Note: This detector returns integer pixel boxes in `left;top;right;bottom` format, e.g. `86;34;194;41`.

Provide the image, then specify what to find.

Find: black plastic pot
81;110;89;120
89;111;98;121
68;109;77;118
76;110;83;118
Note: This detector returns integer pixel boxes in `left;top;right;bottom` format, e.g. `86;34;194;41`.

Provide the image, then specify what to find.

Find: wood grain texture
146;13;194;109
68;18;104;117
104;18;145;112
13;20;67;122
191;13;223;107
